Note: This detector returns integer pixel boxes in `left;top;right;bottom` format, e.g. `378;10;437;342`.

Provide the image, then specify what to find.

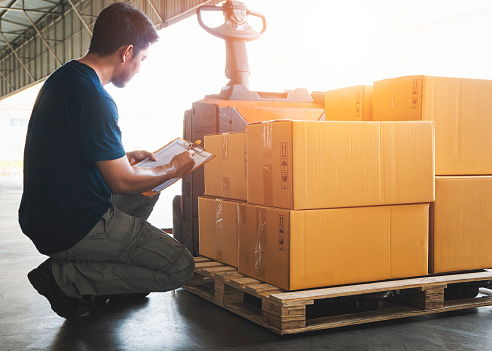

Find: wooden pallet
183;257;492;335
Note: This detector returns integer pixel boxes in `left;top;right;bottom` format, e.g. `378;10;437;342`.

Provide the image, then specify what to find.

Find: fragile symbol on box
281;157;288;189
281;173;288;189
281;158;288;173
278;215;285;251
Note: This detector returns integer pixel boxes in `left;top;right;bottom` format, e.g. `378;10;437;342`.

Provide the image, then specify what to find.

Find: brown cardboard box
204;133;247;201
325;85;373;121
246;120;435;210
238;203;429;290
430;176;492;273
373;75;492;175
198;197;240;267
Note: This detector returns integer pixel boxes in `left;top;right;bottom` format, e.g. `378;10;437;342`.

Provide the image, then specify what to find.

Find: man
19;3;196;320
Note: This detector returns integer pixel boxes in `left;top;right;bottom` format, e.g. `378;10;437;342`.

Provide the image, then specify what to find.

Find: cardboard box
373;75;492;175
325;85;373;121
214;98;325;124
246;120;435;210
204;133;247;201
430;176;492;273
198;197;239;267
238;203;429;290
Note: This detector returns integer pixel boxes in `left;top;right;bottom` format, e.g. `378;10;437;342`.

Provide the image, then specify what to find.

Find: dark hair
88;2;158;57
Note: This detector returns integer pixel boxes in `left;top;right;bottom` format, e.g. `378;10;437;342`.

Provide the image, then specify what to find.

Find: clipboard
133;137;215;196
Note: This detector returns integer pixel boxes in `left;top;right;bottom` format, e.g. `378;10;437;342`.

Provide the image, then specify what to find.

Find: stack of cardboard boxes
239;120;434;290
199;75;492;291
199;132;247;268
200;123;435;290
372;75;492;274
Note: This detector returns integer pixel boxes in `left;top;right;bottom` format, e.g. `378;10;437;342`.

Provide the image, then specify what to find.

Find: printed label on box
412;79;419;109
278;215;285;251
281;142;288;157
280;143;289;190
355;89;361;117
281;173;288;189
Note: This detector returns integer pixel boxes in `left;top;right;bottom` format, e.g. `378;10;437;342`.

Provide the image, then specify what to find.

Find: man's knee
172;249;195;287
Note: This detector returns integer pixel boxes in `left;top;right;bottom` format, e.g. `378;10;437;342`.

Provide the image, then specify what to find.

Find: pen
188;140;201;150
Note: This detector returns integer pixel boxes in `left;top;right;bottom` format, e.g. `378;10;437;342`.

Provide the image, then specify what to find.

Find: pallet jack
172;0;325;256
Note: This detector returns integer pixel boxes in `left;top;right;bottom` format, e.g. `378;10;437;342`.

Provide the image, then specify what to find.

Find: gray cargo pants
50;193;195;299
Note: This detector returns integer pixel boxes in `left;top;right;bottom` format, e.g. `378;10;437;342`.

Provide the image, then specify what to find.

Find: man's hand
169;150;196;179
96;149;196;195
127;150;156;165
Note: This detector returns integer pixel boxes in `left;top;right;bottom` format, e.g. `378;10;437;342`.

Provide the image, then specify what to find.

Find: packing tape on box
215;198;224;262
222;177;230;198
261;123;273;205
255;207;267;276
222;134;229;160
238;203;247;224
243;140;247;180
263;164;273;205
262;123;273;158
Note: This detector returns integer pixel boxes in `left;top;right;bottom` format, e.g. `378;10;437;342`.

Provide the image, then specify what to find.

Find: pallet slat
184;258;492;335
270;271;492;303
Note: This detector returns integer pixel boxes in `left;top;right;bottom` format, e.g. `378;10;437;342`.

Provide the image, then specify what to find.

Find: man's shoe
28;259;98;321
83;292;150;306
81;295;109;308
110;292;150;301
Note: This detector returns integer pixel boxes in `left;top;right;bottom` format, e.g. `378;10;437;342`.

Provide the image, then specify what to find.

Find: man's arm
95;150;195;195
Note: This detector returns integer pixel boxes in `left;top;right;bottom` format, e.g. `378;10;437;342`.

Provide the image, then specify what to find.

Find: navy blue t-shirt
19;60;126;254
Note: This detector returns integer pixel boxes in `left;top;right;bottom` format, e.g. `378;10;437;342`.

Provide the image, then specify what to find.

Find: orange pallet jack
173;1;325;255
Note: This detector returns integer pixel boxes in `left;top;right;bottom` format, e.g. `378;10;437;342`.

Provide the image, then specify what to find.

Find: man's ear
120;45;134;63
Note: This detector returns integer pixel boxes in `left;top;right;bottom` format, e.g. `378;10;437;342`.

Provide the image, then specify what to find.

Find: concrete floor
1;176;492;351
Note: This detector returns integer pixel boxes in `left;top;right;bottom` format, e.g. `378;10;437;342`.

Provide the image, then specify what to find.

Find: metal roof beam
0;17;32;28
0;28;35;81
0;29;30;35
22;7;62;66
44;38;64;43
161;0;215;28
0;68;14;90
41;0;63;5
66;0;92;36
0;7;63;15
0;0;20;19
146;0;165;26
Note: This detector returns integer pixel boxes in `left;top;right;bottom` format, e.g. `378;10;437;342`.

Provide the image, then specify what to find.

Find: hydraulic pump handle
247;10;267;35
197;5;266;41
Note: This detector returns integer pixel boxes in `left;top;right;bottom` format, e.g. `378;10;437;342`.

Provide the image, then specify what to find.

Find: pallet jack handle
197;1;266;89
197;4;266;41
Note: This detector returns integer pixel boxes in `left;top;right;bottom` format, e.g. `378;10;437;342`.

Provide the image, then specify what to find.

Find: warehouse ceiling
0;0;222;100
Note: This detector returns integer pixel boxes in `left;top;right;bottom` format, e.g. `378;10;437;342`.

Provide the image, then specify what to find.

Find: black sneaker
110;292;150;301
28;259;98;320
83;292;150;306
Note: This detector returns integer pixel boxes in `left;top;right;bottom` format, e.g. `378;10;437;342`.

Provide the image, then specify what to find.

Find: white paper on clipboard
133;138;214;193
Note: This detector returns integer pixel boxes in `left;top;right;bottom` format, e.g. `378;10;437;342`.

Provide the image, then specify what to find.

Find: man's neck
77;53;116;86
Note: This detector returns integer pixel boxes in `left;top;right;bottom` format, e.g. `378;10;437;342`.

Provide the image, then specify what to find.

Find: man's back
19;60;126;255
